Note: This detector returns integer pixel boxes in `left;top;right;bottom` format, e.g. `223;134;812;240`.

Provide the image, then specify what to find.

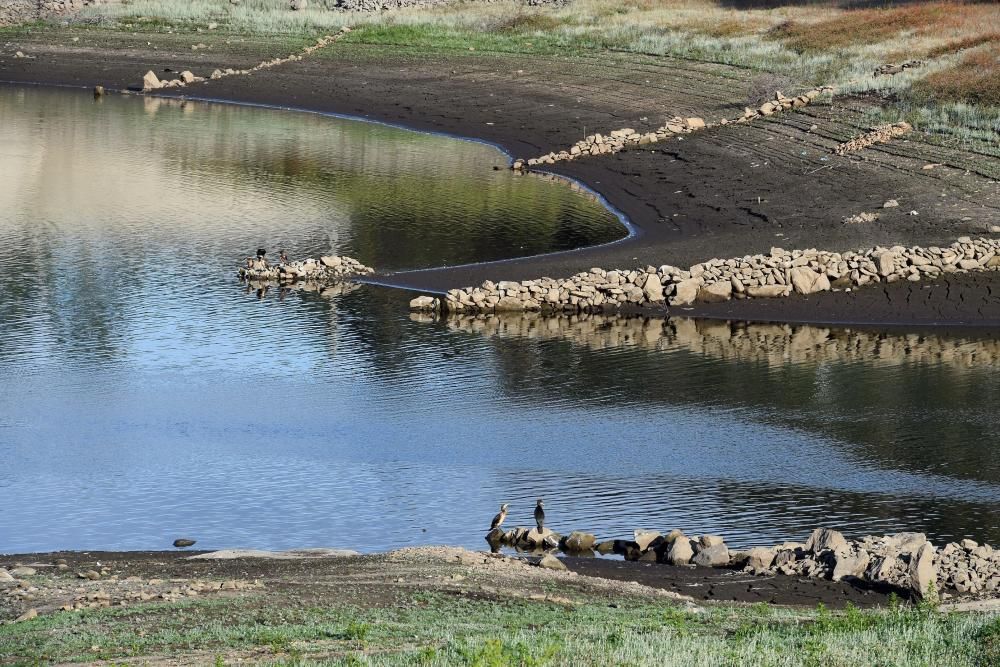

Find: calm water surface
1;86;999;554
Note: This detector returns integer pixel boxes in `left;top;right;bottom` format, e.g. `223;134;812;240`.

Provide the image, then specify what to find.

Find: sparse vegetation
2;590;998;665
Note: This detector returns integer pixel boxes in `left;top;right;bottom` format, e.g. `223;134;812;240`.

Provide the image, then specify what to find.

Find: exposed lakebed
1;86;998;554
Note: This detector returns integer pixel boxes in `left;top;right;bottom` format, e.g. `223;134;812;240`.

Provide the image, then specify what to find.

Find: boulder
692;543;730;567
180;70;196;84
142;70;162;90
699;535;725;548
320;256;343;268
409;295;438;311
697;281;732;303
642;273;664;302
525;527;560;550
877;251;897;277
15;609;38;623
290;0;307;8
538;554;567;571
909;542;937;599
173;538;196;548
747;285;788;299
746;547;777;572
0;569;14;582
633;530;662;551
563;531;597;553
667;538;694;565
790;267;831;295
832;552;870;582
670;278;701;306
885;532;927;555
10;566;36;577
685;117;706;130
805;528;848;554
595;540;617;555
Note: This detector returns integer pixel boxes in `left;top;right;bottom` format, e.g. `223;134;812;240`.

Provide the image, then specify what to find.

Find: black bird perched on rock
490;503;509;531
534;499;545;531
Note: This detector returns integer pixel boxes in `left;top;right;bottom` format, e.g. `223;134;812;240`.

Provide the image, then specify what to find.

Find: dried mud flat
2;34;999;325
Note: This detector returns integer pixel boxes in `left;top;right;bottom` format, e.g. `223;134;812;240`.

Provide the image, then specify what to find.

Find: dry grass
914;46;1000;107
924;32;1000;59
772;2;999;53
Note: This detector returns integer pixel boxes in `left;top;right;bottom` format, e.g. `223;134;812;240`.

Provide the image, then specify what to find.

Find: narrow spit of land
2;21;999;325
2;548;999;665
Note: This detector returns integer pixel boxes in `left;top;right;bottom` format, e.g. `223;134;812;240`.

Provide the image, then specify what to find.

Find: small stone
883;199;899;208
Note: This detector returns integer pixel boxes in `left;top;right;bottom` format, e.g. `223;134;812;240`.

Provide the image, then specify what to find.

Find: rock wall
409;236;1000;315
0;0;36;26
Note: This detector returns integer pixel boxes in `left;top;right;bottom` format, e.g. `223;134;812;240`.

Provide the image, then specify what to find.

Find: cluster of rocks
142;29;349;91
513;88;831;170
873;60;924;77
239;255;373;283
409;236;1000;314
485;524;998;601
425;312;1000;371
742;529;999;601
835;121;912;155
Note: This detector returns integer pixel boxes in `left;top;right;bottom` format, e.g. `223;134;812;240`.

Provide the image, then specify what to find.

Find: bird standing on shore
490;503;509;531
534;499;545;531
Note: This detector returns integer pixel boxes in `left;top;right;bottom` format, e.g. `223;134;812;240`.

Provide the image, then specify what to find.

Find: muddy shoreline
2;37;999;326
0;548;909;610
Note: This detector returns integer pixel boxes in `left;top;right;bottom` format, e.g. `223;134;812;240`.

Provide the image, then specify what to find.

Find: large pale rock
142;70;162;90
805;528;848;554
409;295;438;311
832;552;870;581
685;117;706;130
10;567;36;577
525;527;560;549
790;267;831;295
697;281;732;303
746;547;776;572
668;538;694;565
290;0;307;8
633;530;662;551
320;255;343;268
699;535;725;548
642;273;664;302
670;278;701;306
885;532;927;555
909;542;937;598
180;70;196;84
563;531;597;553
0;570;14;582
692;543;730;567
747;285;788;299
878;251;897;277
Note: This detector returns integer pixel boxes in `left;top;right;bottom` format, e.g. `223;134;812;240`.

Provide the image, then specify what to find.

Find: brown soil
2;34;999;325
0;547;908;618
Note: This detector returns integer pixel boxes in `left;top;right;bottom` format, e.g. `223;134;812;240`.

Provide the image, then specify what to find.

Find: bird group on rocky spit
489;499;545;532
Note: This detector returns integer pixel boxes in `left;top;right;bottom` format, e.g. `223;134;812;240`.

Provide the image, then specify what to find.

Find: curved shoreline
3;47;999;327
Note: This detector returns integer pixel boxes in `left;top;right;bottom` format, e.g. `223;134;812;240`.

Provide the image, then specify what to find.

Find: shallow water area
2;86;999;555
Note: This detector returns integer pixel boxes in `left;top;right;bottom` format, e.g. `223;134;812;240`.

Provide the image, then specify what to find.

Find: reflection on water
1;86;999;555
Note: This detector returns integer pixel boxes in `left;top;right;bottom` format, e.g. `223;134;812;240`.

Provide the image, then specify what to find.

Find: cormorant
534;499;545;531
490;503;509;531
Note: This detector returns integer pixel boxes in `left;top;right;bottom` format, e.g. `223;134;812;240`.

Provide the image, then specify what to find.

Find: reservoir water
1;86;998;554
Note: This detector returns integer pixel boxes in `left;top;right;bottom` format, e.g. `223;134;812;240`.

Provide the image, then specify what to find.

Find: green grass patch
2;591;998;665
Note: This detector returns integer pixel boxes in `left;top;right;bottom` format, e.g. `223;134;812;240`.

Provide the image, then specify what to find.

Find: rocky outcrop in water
409;237;1000;315
239;255;374;283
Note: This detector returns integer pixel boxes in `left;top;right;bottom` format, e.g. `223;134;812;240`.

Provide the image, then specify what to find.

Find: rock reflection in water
418;311;1000;370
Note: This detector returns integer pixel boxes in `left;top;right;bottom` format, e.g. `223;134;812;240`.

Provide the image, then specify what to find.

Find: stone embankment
835;121;912;156
239;255;373;283
489;525;997;601
1;0;112;26
409;236;1000;315
512;88;831;169
419;312;1000;371
142;29;350;91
